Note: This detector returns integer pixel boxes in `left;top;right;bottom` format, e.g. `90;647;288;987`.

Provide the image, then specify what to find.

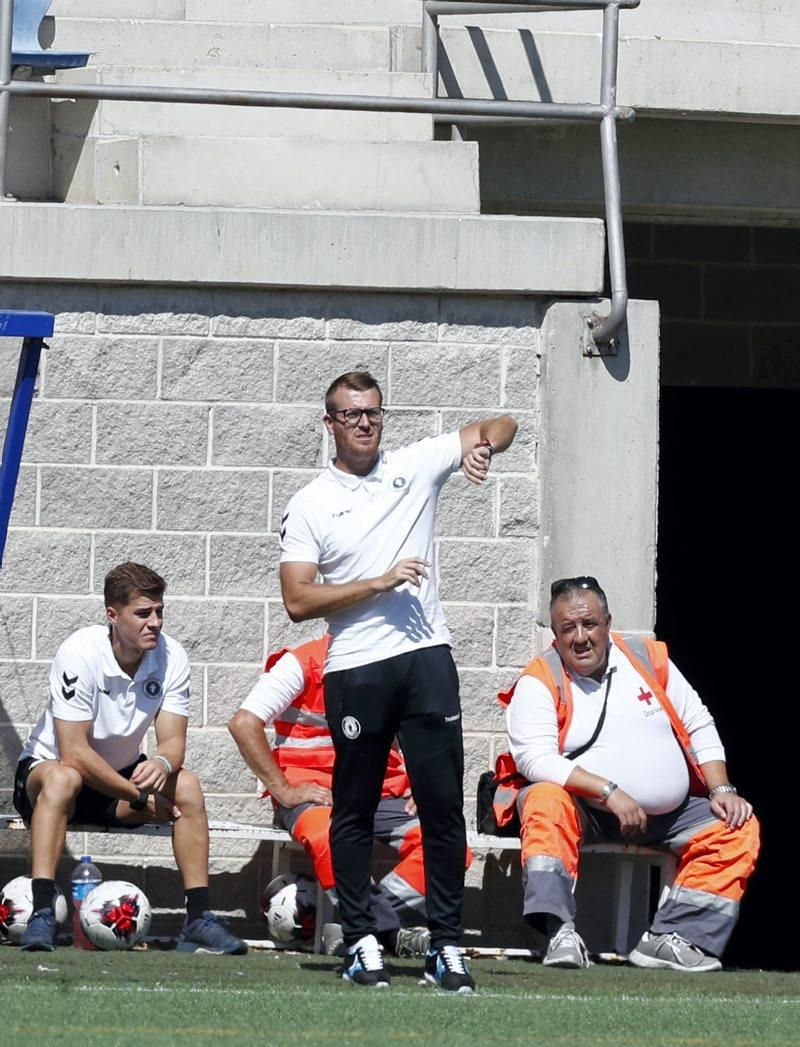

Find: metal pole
422;2;439;89
6;80;621;123
585;1;627;349
0;0;13;200
0;336;43;568
426;1;639;12
434;110;633;125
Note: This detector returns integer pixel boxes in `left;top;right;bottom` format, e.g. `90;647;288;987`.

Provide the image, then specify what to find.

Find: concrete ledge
51;136;479;212
51;68;434;144
395;26;800;124
43;18;393;71
0;204;604;294
52;0;797;42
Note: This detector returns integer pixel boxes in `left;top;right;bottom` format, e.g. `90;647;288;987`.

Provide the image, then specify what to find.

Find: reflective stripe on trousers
516;783;760;955
518;782;581;924
278;797;429;931
651;813;760;956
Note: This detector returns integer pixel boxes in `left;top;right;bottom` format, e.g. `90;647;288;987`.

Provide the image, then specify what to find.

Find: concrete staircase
12;1;792;210
4;3;605;295
39;6;475;210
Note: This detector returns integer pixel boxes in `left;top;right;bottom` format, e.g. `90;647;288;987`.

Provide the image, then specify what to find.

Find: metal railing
0;0;639;348
424;0;636;349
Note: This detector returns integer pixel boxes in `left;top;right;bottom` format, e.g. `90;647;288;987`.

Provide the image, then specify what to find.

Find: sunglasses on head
550;576;601;597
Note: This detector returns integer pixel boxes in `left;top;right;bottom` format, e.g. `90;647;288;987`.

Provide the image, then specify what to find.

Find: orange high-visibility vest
491;633;707;828
266;635;409;799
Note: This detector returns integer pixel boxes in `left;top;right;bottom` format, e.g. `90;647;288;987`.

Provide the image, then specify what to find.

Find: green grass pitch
1;948;798;1046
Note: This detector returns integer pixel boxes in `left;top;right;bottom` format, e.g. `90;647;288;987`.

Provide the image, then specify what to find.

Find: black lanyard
565;669;614;761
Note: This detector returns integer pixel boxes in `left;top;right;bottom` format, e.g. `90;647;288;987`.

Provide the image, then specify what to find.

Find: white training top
22;624;191;771
280;432;463;673
239;651;306;726
506;639;726;815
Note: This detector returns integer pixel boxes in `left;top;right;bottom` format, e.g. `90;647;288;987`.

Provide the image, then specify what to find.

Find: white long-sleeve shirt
506;640;725;815
239;651;306;726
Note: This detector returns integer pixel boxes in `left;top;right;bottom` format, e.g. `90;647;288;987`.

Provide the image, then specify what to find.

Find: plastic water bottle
71;855;102;950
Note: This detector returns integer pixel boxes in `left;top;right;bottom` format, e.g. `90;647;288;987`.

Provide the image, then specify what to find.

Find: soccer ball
0;876;68;945
79;880;152;951
260;873;317;944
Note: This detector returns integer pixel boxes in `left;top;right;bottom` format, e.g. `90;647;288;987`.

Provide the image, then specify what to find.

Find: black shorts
13;754;146;829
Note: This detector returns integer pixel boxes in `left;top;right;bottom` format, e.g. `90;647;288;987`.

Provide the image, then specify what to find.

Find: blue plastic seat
0;309;54;568
10;0;91;69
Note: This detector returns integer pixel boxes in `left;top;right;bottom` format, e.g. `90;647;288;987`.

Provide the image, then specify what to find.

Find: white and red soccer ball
79;880;152;950
0;876;68;944
260;873;317;944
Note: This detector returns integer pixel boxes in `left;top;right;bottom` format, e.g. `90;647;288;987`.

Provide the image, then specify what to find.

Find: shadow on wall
437;28;554;103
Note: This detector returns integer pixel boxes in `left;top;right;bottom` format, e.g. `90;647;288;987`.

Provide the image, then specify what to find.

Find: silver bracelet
152;754;174;776
708;783;737;798
600;781;618;805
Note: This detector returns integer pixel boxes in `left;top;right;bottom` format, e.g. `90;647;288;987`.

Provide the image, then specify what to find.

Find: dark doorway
657;386;794;970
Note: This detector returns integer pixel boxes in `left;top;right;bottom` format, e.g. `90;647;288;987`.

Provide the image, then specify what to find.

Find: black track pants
325;644;466;950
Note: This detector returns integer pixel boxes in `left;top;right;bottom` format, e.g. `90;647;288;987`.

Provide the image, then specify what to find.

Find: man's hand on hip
711;791;753;829
605;787;648;837
275;782;332;808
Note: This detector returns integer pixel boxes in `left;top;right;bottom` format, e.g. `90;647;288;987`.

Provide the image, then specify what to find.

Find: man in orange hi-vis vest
229;633;463;958
497;576;759;972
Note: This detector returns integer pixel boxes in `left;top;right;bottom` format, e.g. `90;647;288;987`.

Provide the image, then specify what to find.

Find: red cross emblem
637;687;653;706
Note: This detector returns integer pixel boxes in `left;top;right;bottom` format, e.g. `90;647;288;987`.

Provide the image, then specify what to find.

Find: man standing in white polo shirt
13;561;246;956
279;370;518;992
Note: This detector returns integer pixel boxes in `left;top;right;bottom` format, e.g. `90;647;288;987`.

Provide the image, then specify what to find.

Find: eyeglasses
329;407;385;428
550;576;601;597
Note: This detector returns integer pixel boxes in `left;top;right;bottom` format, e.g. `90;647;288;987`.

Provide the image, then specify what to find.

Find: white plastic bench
0;816;676;956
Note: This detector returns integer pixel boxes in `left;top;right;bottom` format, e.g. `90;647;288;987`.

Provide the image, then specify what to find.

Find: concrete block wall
0;282;540;938
625;222;800;389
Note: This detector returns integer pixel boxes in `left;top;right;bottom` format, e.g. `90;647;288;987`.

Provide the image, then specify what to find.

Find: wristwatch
600;781;618;805
708;783;737;798
129;789;148;812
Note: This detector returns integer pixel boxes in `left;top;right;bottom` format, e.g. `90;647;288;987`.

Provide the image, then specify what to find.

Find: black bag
476;770;522;837
476;672;613;837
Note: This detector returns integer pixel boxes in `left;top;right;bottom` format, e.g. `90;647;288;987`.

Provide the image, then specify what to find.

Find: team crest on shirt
342;716;361;740
143;679;162;699
392;476;407;490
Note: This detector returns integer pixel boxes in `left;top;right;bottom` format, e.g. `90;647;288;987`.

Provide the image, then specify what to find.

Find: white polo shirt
21;624;191;771
280;431;463;673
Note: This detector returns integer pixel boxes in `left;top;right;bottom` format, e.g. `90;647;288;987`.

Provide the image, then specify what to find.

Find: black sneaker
176;912;248;955
424;945;475;994
20;908;57;952
341;934;390;988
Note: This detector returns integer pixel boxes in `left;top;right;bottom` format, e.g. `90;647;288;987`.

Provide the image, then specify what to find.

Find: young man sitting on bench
12;561;246;955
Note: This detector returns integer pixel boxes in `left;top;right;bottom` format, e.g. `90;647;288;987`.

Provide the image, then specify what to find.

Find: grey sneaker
394;926;430;959
629;931;722;972
321;922;346;957
543;925;591;969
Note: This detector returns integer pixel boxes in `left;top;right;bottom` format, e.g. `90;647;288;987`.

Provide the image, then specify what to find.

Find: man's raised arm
458;415;518;485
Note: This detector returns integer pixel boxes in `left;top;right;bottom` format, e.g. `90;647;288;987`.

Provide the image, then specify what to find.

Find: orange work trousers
518;782;760;956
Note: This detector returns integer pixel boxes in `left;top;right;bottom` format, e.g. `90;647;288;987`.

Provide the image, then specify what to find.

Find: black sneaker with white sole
424;945;475;994
341;934;391;987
